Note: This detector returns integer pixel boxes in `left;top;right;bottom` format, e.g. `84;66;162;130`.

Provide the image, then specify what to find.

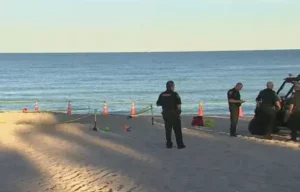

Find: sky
0;0;299;52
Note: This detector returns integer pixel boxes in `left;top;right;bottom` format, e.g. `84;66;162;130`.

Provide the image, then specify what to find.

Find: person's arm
227;91;244;103
175;92;182;114
289;104;294;112
255;91;262;106
156;94;162;106
273;92;281;110
275;101;281;110
288;96;295;112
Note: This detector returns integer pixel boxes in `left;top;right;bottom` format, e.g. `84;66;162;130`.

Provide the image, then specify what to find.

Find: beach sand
0;112;300;192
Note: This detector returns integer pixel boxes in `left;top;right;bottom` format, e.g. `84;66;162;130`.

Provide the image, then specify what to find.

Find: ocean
0;50;299;115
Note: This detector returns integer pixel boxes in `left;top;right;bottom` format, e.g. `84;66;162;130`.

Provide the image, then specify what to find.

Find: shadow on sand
9;113;300;192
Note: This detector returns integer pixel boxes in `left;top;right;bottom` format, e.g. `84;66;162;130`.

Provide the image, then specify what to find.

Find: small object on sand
122;125;131;132
191;116;204;126
204;118;215;127
100;127;110;132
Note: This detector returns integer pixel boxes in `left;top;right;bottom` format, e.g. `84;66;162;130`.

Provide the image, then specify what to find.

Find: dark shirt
256;88;279;107
156;90;181;111
227;88;241;107
291;91;300;110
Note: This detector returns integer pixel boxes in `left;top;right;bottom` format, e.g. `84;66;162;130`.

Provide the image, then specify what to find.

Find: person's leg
284;110;291;124
173;117;185;148
289;112;300;141
163;113;173;148
264;107;275;139
230;106;239;136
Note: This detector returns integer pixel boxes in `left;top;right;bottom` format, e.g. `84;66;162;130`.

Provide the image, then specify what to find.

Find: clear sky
0;0;299;52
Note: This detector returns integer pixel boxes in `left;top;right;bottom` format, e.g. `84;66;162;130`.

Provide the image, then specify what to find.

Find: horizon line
0;48;299;54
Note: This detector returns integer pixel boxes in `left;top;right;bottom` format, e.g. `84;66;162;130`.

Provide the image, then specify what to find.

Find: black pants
260;106;276;135
229;106;239;135
288;110;300;141
162;112;184;147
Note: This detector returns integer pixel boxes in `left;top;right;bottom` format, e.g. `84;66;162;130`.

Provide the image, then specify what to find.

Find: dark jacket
156;90;181;113
256;88;278;107
227;88;241;108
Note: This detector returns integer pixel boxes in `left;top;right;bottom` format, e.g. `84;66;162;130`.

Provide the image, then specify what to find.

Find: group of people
229;81;300;141
156;80;299;149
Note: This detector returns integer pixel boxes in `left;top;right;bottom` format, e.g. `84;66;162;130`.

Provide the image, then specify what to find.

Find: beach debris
204;118;215;127
122;125;131;132
100;127;110;132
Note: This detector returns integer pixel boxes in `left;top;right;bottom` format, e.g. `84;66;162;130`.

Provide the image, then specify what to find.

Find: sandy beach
0;112;300;192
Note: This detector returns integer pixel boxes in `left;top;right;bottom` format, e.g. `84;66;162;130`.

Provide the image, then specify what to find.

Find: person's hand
177;109;182;115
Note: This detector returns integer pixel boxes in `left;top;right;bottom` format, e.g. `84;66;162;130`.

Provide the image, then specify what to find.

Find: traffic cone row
239;106;243;117
34;101;39;112
197;101;243;117
67;101;72;115
102;101;108;115
198;102;203;117
20;100;244;117
130;101;135;116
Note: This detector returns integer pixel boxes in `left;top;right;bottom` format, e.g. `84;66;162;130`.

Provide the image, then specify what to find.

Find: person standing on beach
255;81;281;140
227;82;245;137
156;81;186;149
287;83;300;142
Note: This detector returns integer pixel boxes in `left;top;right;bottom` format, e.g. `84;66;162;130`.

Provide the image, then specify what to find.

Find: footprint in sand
117;185;124;191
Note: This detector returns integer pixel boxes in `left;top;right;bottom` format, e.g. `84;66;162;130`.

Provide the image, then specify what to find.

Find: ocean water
0;50;299;115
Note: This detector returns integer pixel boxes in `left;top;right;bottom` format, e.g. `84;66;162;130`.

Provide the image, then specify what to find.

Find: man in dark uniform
156;81;186;149
255;81;281;139
227;82;245;137
287;83;300;142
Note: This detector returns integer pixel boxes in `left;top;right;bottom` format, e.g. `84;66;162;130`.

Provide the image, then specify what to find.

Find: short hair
266;81;274;88
236;82;243;86
166;81;175;89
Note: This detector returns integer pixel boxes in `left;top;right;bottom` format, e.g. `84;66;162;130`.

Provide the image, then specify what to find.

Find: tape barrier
0;99;257;106
127;105;152;119
107;104;152;118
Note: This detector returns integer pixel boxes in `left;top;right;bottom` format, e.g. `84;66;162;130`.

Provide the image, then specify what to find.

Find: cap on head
266;81;274;89
166;81;175;90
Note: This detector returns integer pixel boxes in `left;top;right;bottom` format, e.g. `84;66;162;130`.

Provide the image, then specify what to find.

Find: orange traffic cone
34;101;39;112
130;101;135;116
102;101;108;115
22;107;28;113
239;106;243;117
67;101;72;115
198;102;203;117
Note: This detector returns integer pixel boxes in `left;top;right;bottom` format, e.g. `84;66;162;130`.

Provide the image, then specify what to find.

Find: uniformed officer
287;83;300;142
227;82;245;137
255;81;281;139
156;81;185;149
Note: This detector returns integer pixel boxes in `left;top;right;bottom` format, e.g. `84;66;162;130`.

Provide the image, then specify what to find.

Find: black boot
166;141;173;149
